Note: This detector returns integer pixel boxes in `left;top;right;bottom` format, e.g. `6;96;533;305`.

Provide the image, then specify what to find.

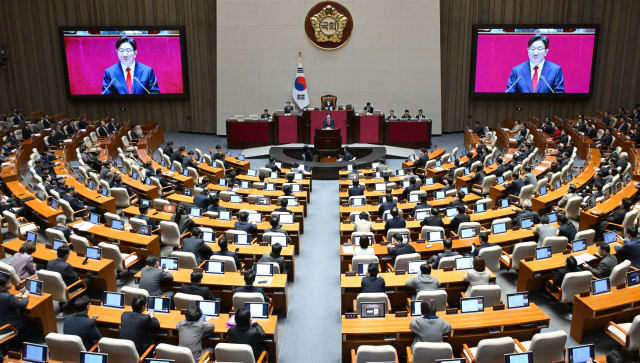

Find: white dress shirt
530;59;545;90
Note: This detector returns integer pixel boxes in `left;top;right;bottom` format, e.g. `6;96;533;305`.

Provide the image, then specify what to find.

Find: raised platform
242;143;415;159
269;146;388;180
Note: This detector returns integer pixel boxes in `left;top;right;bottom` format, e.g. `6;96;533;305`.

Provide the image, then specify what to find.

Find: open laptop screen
572;239;587;253
506;292;529;309
246;302;269;319
628;270;640;287
505;352;533;363
160;257;178;271
103;292;125;309
25;279;43;296
460;297;484;314
567;344;594;363
360;302;386;318
535;246;552;260
197;300;220;317
148;296;170;313
591;278;611;295
204;261;224;274
455;257;473;270
22;343;48;363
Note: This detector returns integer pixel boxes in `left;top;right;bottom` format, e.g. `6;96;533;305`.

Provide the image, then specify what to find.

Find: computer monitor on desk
455;257;473;270
504;352;533;363
567;344;594;363
460;297;484;314
360;302;386;318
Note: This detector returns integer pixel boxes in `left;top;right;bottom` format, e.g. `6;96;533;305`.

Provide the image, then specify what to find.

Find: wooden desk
340;269;496;313
206;242;296;281
119;170;159;201
133;269;289;316
206;152;251;171
88;304;278;362
54;165;116;214
571;285;640;343
2;238;117;292
5;181;63;227
136;150;194;189
137;127;164;151
579;183;640;231
341;304;549;361
8;286;57;337
397;149;446;170
338;183;444;201
68;220;161;261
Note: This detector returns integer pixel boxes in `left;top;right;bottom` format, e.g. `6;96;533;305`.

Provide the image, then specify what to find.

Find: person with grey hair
511;199;540;228
617;152;629;172
53;214;72;243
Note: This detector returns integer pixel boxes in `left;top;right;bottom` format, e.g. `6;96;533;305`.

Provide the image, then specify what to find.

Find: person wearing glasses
505;34;565;93
102;36;160;94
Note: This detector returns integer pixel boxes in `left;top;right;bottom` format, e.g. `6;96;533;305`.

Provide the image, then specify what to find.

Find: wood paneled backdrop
441;0;640;132
0;0;216;133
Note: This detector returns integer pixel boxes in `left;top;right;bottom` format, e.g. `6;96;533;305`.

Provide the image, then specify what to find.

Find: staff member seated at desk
386;110;397;120
180;270;219;301
177;305;216;361
533;215;557;247
355;211;373;233
259;242;286;273
120;295;161;356
63;186;98;218
361;264;385;293
182;227;213;265
411;148;429;169
265;215;292;245
228;307;269;362
0;273;34;350
410;300;451;349
547;256;582;293
139;254;176;305
595;198;633;242
170;203;195;235
323;98;335;110
616;227;640;268
503;173;524;196
284;102;294;114
348;180;364;197
364;102;373;114
337;146;351;162
463;257;491;295
213;236;243;270
427;238;460;269
420;208;445;229
406;263;440;295
411;194;432;217
47;246;93;313
10;241;37;280
236;269;270;303
584;243;618;278
260;109;270;119
450;206;470;234
387;233;416;260
472;120;485;136
402;177;420;200
385;207;406;231
63;295;102;350
401;110;411;119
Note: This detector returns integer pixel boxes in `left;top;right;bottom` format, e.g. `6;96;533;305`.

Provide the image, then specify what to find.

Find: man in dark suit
0;273;34;350
77;116;89;129
52;124;66;141
213;236;243;270
494;158;506;177
596;198;633;241
193;188;211;210
182;227;212;265
322;114;335;129
472;232;496;258
617;152;629;173
207;194;226;213
596;128;614;149
386;110;397;120
235;211;258;235
378;192;397;214
411;194;432;216
447;190;466;208
616;227;640;268
65;122;77;135
52;215;72;243
12;111;24;125
163;141;174;156
427;238;460;269
415;109;427;120
472;121;485;136
412;148;430;170
503;173;525;196
556;215;577;242
106;118;118;133
323;98;335;110
260;109;270;119
120;296;161;355
585;243;618;278
102;36;160;95
284;102;294;114
385;207;406;231
181;151;198;170
450;206;471;235
543;121;554;135
401;177;420;201
274;198;297;222
387;233;416;259
97;121;109;137
170;146;186;164
348;180;365;197
505;34;564;93
420;208;445;229
363;102;374;114
265;156;281;172
401;110;411;119
46;246;92;314
618;120;630;133
361;264;385;293
134;204;158;231
63;186;97;217
511;200;540;228
585;124;597;140
338;146;351;162
259;242;286;273
63;296;102;350
440;177;455;192
236;269;270;303
180;270;218;301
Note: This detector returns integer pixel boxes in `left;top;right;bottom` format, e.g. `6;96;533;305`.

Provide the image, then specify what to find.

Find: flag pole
299;51;302;62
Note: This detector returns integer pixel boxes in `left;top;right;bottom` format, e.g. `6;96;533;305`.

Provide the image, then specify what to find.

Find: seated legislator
361;264;385;293
415;109;427;120
323;98;335;110
163;141;174;157
284;102;294;114
406;263;440;294
556;215;577;242
170;203;195;234
274;196;297;222
265;215;292;245
387;233;416;259
402;177;420;200
182;227;213;265
378;192;396;214
177;305;216;361
52;215;73;243
411;194;432;216
410;300;451;349
10;241;36;280
63;186;98;217
354;211;373;233
472;232;496;258
259;242;286;273
235;211;259;235
301;144;314;161
584;243;618;278
135;204;158;230
353;235;375;257
322;114;335;129
171;146;186;164
47;245;93;296
532;214;557;247
427;238;460;269
260;109;270;119
236;269;270;303
401;110;411;119
228;308;269;361
385;207;406;230
213;236;243;270
0;273;34;350
412;148;430;169
207;194;226;213
348;180;365;197
547;256;582;293
193;188;213;210
139;254;176;302
120;295;161;355
102;36;160;95
337;146;351;162
387;110;397;120
472;120;485;136
447;190;466;208
616;227;640;268
450;206;471;235
503;173;524;196
511;200;540;228
63;296;102;350
265;156;281;172
463;257;491;295
595;198;633;241
181;270;219;301
364;102;374;114
420;208;445;229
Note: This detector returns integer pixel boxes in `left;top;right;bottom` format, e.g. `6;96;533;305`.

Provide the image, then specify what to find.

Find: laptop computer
455;257;474;270
138;225;152;236
257;197;270;205
25;231;37;243
160;257;178;271
204;260;224;274
410;300;423;317
254;263;274;277
230;195;242;204
239;181;251;189
504;352;533;363
148;296;171;313
103;292;125;309
358;263;370;276
628;270;640;287
567;344;594;363
247;213;262;223
218;178;227;186
360;302;386;318
592;278;611;295
506;292;530;309
415;210;429;220
247;169;257;177
498;198;509;209
201;232;215;242
460;227;476;239
460;297;484;314
52;239;67;251
197;300;220;320
604;231;618;244
86;246;102;261
375;183;386;192
572;238;587;253
547;212;557;223
218;211;232;221
183;187;194;196
473;203;487;213
497;176;505;184
50;198;59;210
291;184;302;192
279;214;294;224
140;199;151;208
536;246;552;260
111;219;125;231
88;213;101;225
520;217;534;230
189;207;203;218
163;204;177;214
269;172;279;179
25;278;43;296
427;231;444;242
445;207;458;218
351;198;365;207
246;302;269;319
434;191;446;200
539;186;547;196
265;183;276;191
424;178;434;186
271;235;287;247
407;261;425;274
22;343;48;363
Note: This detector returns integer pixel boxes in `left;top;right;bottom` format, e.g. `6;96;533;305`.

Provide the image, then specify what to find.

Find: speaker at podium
314;129;342;150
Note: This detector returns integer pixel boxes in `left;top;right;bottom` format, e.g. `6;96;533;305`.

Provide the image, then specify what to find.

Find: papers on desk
33;134;41;137
342;246;354;255
73;221;95;231
57;174;69;178
256;278;272;286
502;128;510;131
574;253;596;265
1;163;10;167
434;167;443;171
505;154;513;158
535;166;546;171
64;139;72;143
509;138;517;141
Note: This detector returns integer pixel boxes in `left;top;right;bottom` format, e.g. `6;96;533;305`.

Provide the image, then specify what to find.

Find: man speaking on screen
102;36;160;95
505;34;564;93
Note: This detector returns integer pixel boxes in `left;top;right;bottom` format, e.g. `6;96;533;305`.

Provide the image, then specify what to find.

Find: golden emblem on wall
310;5;348;43
305;1;353;50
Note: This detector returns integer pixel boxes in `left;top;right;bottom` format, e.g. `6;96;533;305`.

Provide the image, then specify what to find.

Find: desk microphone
505;76;522;93
539;75;555;93
101;78;116;95
133;77;151;94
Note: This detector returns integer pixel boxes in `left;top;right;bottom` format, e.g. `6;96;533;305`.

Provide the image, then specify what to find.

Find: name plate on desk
343;220;351;224
380;242;389;246
493;304;505;311
395;270;406;275
345;271;356;276
443;267;454;272
563;249;572;255
345;313;358;319
525;256;534;262
446;308;458;315
580;291;591;297
90;299;102;306
259;242;269;246
395;311;408;317
617;283;627;290
417;239;425;243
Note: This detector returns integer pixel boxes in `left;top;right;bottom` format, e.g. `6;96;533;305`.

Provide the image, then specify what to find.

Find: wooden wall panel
441;0;640;132
0;0;216;134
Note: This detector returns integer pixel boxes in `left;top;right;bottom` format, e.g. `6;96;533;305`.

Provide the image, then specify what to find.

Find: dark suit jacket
182;237;212;264
53;225;72;242
606;208;629;225
180;283;216;301
552;266;582;287
473;242;498;258
447;199;466;208
284;106;294;113
586;128;597;139
472;126;485;136
182;157;197;170
378;201;397;214
63;311;102;350
414;154;430;169
505;60;565;93
364;106;373;113
107;123;117;133
193;193;211;209
138;266;173;296
97;127;109;137
134;214;157;230
411;203;432;216
163;146;174;156
385;217;406;230
0;290;28;330
65;124;76;134
600;134;614;146
235;284;270;303
387;242;416;259
402;185;420;200
421;216;445;229
234;221;258;234
119;311;161;355
323;100;335;108
47;258;80;286
63;194;86;212
322;119;335;128
260;113;270;119
558;222;577;242
228;323;267;361
616;238;640;268
348;187;365;197
212;250;242;270
102;62;160;94
450;214;471;235
47;135;61;148
170;150;184;164
558;135;569;145
504;178;524;196
494;165;506;177
361;275;385;293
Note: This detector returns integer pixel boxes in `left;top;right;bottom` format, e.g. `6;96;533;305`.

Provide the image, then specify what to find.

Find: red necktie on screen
532;66;539;93
126;67;133;94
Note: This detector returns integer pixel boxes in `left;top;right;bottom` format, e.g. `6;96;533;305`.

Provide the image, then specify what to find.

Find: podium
314;129;342;150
